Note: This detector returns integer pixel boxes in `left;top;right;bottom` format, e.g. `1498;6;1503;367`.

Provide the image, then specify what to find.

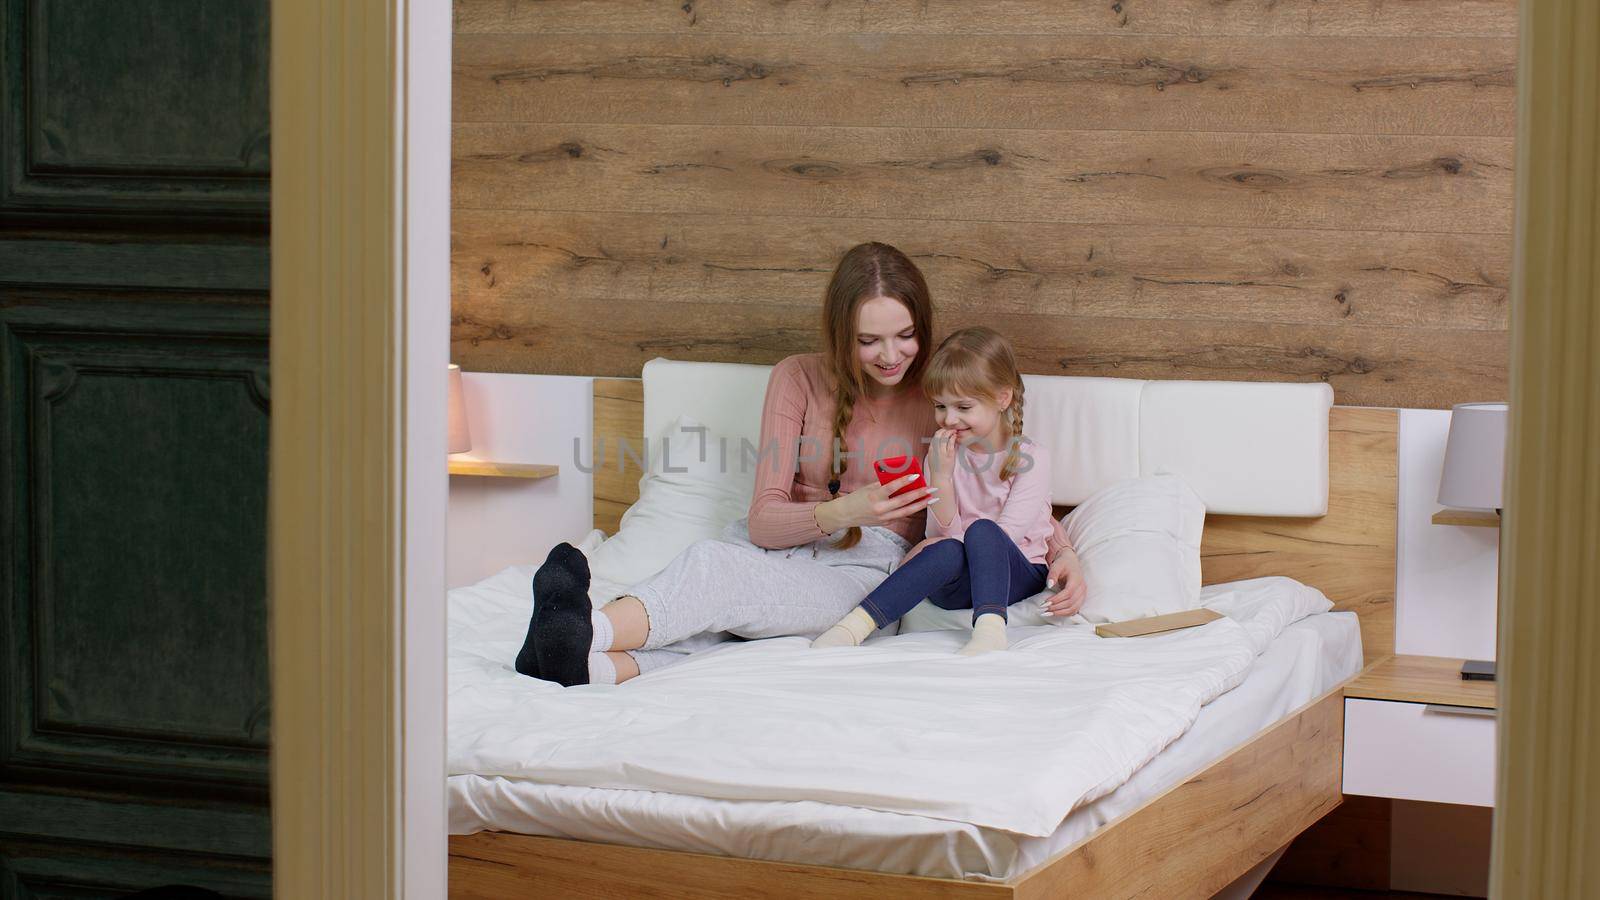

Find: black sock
514;573;544;678
531;542;593;687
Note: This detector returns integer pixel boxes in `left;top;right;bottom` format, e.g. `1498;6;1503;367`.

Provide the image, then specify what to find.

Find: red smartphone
873;455;927;498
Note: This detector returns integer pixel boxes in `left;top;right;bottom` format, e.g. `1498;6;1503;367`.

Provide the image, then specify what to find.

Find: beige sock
959;613;1009;656
811;607;877;648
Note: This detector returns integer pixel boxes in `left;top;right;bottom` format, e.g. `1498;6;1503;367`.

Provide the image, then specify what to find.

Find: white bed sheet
451;572;1330;837
448;598;1361;881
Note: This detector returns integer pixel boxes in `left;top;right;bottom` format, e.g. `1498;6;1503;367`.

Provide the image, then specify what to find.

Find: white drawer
1343;698;1496;807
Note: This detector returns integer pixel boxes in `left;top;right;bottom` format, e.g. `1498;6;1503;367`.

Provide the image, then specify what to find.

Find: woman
516;242;1088;686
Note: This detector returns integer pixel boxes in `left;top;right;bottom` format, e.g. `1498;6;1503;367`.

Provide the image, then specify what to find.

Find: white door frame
401;0;452;893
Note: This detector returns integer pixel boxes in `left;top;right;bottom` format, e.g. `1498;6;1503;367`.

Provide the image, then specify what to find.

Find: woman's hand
815;474;937;532
1039;547;1088;618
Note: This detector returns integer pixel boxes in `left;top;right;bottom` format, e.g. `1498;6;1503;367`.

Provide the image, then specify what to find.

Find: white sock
959;613;1008;656
587;652;617;685
590;609;614;652
811;607;877;648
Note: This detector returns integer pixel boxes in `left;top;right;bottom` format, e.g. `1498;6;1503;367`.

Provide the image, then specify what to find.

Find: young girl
811;326;1056;655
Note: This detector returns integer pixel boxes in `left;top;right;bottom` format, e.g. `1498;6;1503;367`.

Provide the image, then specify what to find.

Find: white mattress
448;590;1361;881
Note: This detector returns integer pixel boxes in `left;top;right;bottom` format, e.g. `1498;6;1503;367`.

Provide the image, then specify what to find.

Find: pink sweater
748;353;938;549
926;436;1055;564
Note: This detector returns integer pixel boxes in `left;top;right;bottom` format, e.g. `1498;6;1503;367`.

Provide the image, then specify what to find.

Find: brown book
1094;608;1224;638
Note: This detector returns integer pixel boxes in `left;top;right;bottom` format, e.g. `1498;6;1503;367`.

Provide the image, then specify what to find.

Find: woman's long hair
921;326;1028;482
820;242;934;549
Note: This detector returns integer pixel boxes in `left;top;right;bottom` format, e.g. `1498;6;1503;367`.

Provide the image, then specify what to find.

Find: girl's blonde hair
922;327;1028;481
820;242;934;550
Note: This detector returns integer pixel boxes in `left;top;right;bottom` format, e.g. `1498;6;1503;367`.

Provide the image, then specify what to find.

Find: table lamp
448;363;472;455
1435;401;1507;681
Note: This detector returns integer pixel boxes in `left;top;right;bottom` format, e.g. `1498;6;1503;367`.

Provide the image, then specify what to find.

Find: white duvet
448;568;1331;838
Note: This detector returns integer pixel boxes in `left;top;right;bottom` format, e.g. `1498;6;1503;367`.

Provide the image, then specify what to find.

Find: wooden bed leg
1209;844;1289;900
1265;795;1393;891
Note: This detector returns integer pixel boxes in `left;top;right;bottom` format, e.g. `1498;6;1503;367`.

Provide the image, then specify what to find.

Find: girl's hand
817;474;938;531
1039;547;1088;618
928;428;959;481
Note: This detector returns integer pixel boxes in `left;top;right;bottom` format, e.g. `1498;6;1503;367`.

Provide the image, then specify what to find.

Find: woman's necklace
860;396;882;424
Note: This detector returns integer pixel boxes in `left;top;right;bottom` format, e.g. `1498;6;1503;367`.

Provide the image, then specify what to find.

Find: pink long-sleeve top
926;435;1055;564
747;353;938;549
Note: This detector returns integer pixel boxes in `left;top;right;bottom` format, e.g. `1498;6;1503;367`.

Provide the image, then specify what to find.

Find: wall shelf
448;458;558;479
1431;508;1500;528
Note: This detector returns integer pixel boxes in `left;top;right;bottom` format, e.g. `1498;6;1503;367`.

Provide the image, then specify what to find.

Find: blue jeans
860;518;1050;628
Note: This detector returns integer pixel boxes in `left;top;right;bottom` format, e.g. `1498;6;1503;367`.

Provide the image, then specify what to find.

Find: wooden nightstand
1343;655;1497;807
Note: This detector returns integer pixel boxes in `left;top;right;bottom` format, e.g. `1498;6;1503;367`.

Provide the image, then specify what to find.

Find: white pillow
582;415;750;592
1065;473;1206;623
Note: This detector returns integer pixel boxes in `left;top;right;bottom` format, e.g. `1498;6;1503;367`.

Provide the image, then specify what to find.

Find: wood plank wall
452;0;1516;408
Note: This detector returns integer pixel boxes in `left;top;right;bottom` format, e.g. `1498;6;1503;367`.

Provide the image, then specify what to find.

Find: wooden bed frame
450;379;1397;898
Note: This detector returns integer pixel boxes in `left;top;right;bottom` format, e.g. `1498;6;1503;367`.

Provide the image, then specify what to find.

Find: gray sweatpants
625;517;911;658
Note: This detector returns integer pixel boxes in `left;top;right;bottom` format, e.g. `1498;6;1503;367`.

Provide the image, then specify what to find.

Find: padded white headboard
640;358;1333;517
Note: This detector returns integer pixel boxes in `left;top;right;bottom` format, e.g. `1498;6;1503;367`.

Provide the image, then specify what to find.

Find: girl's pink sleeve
995;445;1053;546
747;358;832;549
924;451;965;540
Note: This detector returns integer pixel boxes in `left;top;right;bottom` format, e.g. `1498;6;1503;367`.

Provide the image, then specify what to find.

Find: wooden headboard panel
592;378;1396;663
1197;407;1396;664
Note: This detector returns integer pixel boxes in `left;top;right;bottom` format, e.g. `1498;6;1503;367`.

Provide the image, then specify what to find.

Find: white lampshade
1438;402;1508;510
447;364;472;454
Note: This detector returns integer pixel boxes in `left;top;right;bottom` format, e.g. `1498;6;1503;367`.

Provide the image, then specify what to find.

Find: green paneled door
0;0;271;895
1;0;269;227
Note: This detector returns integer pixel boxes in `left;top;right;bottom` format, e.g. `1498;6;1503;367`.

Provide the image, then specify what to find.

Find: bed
449;360;1397;899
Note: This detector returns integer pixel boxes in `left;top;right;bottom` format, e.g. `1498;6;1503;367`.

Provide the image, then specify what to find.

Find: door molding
1493;0;1600;893
2;301;271;795
270;0;447;894
0;0;270;227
